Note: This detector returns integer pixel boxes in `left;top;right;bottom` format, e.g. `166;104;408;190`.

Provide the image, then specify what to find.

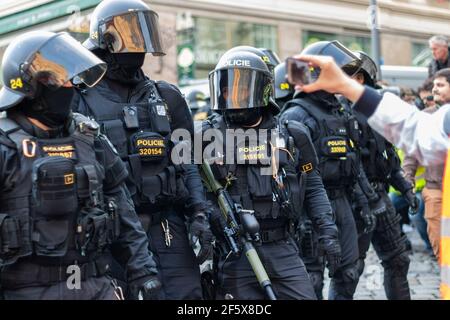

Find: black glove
404;189;420;215
129;275;162;300
360;203;376;234
369;195;387;217
188;211;214;264
320;238;341;278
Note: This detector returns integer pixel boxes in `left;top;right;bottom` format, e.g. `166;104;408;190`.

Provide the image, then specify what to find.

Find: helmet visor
23;33;107;89
99;10;164;55
209;68;272;110
320;41;361;70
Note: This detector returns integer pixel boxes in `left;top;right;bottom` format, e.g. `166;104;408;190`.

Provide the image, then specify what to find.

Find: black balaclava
22;85;75;128
224;108;263;126
102;52;146;85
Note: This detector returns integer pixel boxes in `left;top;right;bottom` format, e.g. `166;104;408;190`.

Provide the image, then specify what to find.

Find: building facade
1;0;450;85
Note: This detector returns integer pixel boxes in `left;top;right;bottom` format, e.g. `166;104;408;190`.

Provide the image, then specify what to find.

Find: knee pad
383;251;410;276
335;264;360;284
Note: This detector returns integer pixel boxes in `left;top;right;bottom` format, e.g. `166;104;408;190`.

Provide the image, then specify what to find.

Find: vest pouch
320;158;342;186
340;151;357;182
131;131;167;163
76;207;112;256
32;156;78;218
102;119;128;158
347;117;360;144
0;211;32;264
141;166;177;205
320;136;348;158
33;219;69;257
247;166;276;219
149;103;171;135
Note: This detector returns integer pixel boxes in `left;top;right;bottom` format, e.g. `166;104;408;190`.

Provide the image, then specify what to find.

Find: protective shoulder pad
0;118;22;149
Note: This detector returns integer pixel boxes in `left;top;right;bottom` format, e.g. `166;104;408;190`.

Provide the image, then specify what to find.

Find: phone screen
286;58;312;86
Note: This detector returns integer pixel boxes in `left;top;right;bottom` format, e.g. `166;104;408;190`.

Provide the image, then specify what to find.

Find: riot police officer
340;51;414;300
185;89;212;121
274;62;295;111
0;31;160;300
72;0;212;299
200;48;340;300
280;41;366;300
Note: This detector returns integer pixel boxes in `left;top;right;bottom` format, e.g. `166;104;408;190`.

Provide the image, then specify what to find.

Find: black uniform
350;105;412;300
0;111;158;300
72;74;205;300
280;92;362;300
201;113;338;300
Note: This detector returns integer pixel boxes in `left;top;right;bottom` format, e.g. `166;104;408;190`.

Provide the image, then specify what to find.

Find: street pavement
323;227;440;300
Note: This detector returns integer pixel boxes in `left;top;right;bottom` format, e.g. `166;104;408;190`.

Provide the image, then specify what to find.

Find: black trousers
216;237;317;300
147;212;202;300
304;191;360;300
356;188;411;300
2;276;117;300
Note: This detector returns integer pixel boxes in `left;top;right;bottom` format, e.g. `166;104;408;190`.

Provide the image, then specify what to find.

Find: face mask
24;86;75;128
224;108;262;126
103;52;146;84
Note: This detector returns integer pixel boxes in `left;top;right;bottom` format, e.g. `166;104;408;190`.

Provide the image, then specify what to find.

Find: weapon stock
201;160;277;300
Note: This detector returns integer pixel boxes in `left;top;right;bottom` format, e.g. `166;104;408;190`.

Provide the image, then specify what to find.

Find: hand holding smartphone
286;57;313;86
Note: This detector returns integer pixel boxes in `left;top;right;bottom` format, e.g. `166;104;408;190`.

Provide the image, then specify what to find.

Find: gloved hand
320;238;341;278
188;211;214;264
404;189;420;215
129;275;162;300
369;195;387;217
360;203;376;234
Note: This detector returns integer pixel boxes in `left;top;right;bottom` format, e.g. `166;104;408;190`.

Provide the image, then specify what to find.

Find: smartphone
286;57;312;86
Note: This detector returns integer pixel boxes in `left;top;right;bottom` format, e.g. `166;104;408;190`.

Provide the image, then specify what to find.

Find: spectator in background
428;35;450;78
418;78;437;110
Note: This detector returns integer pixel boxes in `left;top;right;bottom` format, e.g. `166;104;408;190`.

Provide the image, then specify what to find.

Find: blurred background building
1;0;450;85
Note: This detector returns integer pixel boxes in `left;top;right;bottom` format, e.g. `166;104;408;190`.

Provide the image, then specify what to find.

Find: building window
412;42;431;67
303;31;371;54
177;16;278;84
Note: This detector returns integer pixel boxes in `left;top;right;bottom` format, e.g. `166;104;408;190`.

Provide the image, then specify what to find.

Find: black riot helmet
209;51;273;124
186;89;208;112
0;31;107;111
351;51;378;88
301;40;362;79
225;46;278;74
274;62;294;102
84;0;165;55
258;48;281;69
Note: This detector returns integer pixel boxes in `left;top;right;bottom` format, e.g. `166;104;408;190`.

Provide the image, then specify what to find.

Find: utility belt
260;226;290;243
259;219;291;243
0;256;110;289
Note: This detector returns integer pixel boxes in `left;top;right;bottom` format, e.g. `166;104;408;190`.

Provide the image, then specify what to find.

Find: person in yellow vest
286;54;450;299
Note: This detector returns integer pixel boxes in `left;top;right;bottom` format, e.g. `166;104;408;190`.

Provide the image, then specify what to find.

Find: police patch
40;143;77;159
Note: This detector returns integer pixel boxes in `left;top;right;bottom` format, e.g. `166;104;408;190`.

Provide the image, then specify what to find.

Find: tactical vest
78;80;188;210
0;114;118;266
204;116;306;222
357;116;399;182
285;98;360;188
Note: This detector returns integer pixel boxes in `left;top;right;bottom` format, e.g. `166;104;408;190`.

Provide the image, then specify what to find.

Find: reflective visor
320;41;361;70
209;69;272;110
23;33;107;89
99;10;164;55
